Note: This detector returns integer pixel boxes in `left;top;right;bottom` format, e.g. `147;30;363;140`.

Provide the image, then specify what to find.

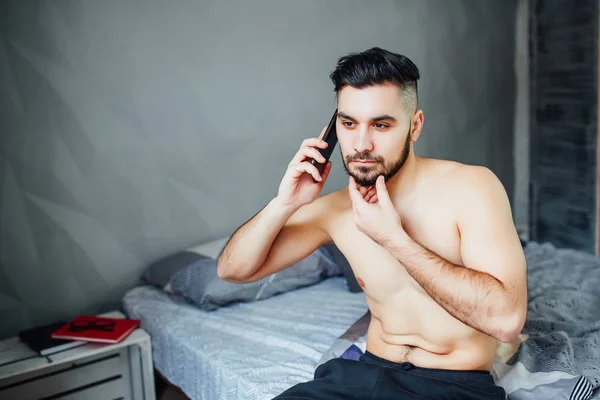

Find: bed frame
154;369;191;400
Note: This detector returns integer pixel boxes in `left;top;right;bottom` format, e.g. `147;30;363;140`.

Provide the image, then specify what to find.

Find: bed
122;240;600;400
123;277;367;399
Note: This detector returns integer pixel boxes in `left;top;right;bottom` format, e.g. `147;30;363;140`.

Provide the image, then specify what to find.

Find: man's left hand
348;175;405;245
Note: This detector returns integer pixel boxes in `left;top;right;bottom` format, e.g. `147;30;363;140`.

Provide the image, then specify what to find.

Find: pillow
142;236;344;310
141;236;232;291
142;251;211;289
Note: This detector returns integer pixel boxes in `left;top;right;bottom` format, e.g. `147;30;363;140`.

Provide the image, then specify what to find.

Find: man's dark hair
329;47;420;113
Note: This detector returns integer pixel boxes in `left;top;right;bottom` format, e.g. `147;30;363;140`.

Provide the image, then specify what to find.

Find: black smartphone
310;109;338;180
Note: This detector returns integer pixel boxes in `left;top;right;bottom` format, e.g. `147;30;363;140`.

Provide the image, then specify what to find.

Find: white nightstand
0;311;156;400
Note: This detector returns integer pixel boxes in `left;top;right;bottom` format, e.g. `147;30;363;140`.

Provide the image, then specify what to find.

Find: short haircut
329;47;420;113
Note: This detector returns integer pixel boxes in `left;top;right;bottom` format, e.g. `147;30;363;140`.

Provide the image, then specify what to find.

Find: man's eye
374;123;388;129
343;121;354;128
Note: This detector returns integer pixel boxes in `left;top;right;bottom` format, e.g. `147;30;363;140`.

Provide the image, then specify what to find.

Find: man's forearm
382;234;517;342
217;197;298;280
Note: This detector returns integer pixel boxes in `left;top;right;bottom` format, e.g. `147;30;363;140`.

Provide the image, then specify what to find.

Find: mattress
124;239;600;400
122;277;368;400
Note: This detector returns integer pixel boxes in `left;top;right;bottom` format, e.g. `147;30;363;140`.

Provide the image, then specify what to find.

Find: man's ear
409;110;424;142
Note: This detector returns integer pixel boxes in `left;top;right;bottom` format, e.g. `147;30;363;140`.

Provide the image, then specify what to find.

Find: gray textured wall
529;0;598;253
0;0;517;339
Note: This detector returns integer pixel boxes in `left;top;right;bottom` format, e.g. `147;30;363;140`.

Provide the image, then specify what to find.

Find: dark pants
273;351;506;399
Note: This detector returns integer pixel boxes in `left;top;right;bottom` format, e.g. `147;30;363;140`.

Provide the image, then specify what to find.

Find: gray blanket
318;242;600;399
508;241;600;399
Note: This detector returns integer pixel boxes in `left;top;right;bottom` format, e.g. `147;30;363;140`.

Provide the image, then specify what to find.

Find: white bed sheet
122;277;368;400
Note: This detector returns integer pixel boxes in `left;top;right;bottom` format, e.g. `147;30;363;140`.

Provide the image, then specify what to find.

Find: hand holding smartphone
310;109;338;182
276;109;339;208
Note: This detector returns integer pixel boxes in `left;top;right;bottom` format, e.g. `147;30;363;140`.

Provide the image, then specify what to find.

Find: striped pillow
144;237;343;310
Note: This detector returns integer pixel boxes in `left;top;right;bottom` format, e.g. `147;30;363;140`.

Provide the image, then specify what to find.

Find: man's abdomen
364;287;498;371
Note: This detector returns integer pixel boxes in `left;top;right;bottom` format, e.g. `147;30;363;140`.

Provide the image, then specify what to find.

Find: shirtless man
217;47;528;399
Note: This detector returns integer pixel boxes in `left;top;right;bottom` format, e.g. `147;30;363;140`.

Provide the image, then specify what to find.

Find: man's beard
342;133;411;187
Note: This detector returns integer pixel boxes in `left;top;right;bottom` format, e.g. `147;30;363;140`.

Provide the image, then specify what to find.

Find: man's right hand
219;128;334;282
277;127;333;209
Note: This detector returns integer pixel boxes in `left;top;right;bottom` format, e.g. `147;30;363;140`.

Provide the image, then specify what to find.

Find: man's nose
353;129;374;153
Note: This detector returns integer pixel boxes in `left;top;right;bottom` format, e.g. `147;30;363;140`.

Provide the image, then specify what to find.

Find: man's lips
352;160;376;164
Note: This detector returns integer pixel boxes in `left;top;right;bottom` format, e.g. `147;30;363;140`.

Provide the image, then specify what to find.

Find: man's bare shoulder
423;159;503;193
430;161;511;217
454;164;507;200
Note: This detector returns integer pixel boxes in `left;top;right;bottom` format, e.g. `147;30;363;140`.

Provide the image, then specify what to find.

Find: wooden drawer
0;352;128;400
54;376;126;400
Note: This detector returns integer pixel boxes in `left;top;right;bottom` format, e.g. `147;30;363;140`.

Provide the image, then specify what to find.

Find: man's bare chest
329;206;462;294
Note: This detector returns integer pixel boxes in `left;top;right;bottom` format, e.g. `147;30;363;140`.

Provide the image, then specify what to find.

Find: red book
51;316;140;344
